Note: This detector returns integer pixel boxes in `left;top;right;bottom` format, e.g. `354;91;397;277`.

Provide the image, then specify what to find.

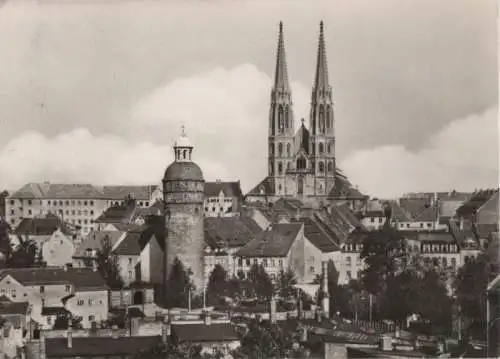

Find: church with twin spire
246;21;364;205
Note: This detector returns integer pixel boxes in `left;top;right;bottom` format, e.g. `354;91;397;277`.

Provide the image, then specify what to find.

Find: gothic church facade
247;22;362;205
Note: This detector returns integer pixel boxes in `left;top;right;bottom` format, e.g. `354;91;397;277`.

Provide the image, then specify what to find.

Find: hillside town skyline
0;0;497;198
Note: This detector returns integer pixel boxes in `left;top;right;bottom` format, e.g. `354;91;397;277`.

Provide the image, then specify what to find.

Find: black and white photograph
0;0;498;358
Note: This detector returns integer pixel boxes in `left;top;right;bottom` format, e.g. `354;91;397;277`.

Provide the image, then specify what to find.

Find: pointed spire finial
181;125;186;137
313;21;330;92
273;21;290;92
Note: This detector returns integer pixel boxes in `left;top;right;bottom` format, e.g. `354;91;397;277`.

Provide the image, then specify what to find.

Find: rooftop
172;322;239;342
205;181;243;199
0;267;107;291
235;223;302;257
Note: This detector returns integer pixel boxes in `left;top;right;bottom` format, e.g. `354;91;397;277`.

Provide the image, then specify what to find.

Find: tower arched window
278;162;283;174
326;106;331;129
328;161;333;173
327;143;332;154
287;162;291;170
319;162;325;173
286;143;291;157
278;106;284;132
319;105;325;133
319;143;324;154
269;144;274;156
297;156;306;170
285;106;290;129
183;149;187;159
278;143;283;157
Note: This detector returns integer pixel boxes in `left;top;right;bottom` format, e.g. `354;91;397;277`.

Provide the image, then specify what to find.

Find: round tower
163;126;205;298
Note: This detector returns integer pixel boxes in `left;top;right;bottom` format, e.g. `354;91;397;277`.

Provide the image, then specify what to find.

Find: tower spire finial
313;21;330;92
273;21;290;92
181;125;186;137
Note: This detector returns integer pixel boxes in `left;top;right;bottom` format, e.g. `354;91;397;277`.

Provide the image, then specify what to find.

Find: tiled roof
297;217;339;252
328;170;366;199
73;230;125;257
414;205;439;222
436;191;473;202
9;183;158;200
204;217;262;249
172;322;239;342
45;336;162;357
0;301;29;315
41;307;70;316
389;201;412;222
456;189;499;217
474;223;499;239
113;226;153;256
14;215;72;236
0;267;107;291
415;232;456;244
235;223;302;257
313;206;355;245
399;198;431;220
246;177;275;197
205;181;243;198
10;183;103;199
101;185;158;200
96;202;136;224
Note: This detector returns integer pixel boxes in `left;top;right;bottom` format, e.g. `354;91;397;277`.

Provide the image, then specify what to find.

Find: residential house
203;216;262;281
456;188;498;230
408;232;461;272
27;333;164;359
12;215;76;266
0;295;31;333
204;180;243;217
338;232;367;285
390;198;443;232
170;317;240;355
0;267;108;329
95;198;163;230
359;210;386;231
72;230;126;269
234;222;323;284
110;225;164;287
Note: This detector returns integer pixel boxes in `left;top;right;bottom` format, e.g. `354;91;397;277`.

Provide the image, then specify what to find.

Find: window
309;266;315;273
263;259;268;267
319;143;324;154
427;223;432;228
65;285;71;292
279;259;283;267
451;258;456;269
128;258;133;264
28;209;32;215
65;210;69;215
286;143;291;157
90;201;94;206
278;162;283;174
370;217;375;223
9;200;14;205
28;200;32;205
327;161;333;173
238;258;242;266
319;162;325;173
346;257;352;266
346;271;352;280
40;286;45;293
420;223;423;228
278;143;283;156
88;299;94;305
77;299;84;306
84;201;88;206
89;315;95;322
128;271;133;279
271;259;275;267
246;259;250;266
65;200;69;206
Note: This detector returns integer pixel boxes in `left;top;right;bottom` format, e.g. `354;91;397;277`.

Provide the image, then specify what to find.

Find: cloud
0;64;310;192
0;63;496;199
340;107;499;199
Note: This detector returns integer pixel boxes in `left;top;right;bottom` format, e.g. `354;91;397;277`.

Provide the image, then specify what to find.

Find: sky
0;0;497;199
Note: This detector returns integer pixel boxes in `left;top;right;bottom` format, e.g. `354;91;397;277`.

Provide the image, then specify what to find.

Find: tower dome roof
164;161;204;181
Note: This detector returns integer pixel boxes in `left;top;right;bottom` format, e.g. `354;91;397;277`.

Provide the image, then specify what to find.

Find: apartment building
5;183;159;234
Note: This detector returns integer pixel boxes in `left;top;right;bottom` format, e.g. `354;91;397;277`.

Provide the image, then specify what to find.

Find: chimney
67;319;73;348
269;295;277;324
321;261;330;317
111;325;120;339
300;325;308;342
379;335;392;351
39;330;46;359
203;311;212;326
161;312;171;343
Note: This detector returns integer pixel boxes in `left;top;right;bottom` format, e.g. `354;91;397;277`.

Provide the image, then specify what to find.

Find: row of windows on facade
237;258;284;268
11;208;96;217
398;222;435;229
344;257;363;266
205;198;233;203
9;199;151;207
47;315;96;325
272;160;335;174
205;206;233;213
0;283;72;297
271;141;333;158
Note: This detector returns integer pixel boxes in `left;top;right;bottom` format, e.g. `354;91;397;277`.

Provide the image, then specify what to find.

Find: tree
454;254;492;339
247;263;274;300
206;264;229;306
360;221;406;295
164;257;194;309
96;235;123;289
9;236;38;268
0;220;11;267
276;268;297;299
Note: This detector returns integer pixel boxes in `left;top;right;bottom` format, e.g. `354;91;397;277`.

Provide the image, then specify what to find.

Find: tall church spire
313;21;330;94
273;21;290;92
